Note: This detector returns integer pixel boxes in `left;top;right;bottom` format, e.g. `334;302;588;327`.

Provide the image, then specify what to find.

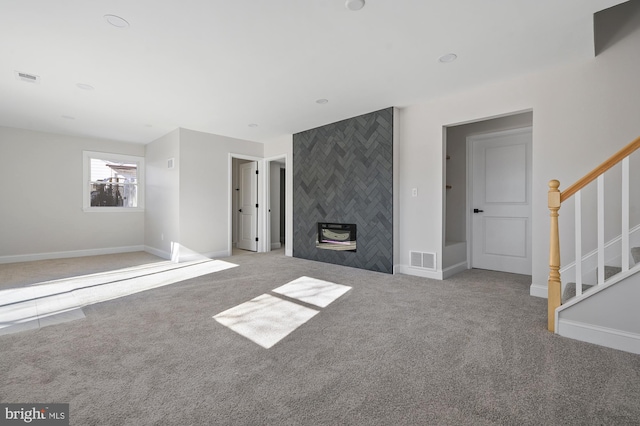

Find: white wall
398;19;640;295
0;126;145;262
178;128;263;258
264;134;293;256
144;129;180;259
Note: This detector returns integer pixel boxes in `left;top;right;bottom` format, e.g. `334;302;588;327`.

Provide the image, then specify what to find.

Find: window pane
90;183;138;207
89;158;138;207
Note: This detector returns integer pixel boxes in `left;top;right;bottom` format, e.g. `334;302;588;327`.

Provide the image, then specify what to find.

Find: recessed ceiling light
438;53;458;63
145;124;153;128
104;14;130;29
76;83;94;91
316;99;329;104
345;0;365;11
61;115;75;120
248;123;258;128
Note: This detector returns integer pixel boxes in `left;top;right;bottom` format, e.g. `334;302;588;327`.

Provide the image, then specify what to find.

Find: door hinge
255;203;259;208
256;170;259;175
255;237;259;242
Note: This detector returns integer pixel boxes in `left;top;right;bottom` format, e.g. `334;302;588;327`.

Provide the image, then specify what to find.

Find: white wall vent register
14;71;41;84
410;251;436;270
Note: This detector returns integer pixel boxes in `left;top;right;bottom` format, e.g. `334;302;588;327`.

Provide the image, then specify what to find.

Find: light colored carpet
0;250;639;425
214;276;351;348
214;293;320;349
0;259;237;336
272;276;351;308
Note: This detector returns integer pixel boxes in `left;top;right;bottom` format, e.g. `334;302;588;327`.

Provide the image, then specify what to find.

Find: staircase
547;136;640;354
561;248;640;304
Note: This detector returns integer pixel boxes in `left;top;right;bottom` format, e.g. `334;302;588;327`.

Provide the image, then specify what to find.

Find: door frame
237;160;259;252
228;153;264;255
263;154;292;256
228;153;292;256
466;126;533;271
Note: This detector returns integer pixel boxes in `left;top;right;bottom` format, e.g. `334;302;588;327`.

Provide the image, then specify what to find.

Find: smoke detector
14;71;41;84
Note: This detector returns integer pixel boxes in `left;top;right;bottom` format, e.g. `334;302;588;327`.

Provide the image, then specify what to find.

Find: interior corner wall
144;129;180;259
293;108;394;273
178;128;263;259
0;126;145;262
398;12;640;293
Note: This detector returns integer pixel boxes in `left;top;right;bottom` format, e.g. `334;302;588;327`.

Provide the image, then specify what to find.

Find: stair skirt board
556;319;640;355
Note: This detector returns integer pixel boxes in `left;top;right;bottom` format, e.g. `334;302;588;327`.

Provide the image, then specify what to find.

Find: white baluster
622;157;630;272
575;190;582;296
597;175;605;285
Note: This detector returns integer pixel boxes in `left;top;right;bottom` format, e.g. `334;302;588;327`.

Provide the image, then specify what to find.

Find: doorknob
473;208;484;213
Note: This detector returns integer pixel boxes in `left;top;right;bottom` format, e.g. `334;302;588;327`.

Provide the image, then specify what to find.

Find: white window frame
83;151;145;212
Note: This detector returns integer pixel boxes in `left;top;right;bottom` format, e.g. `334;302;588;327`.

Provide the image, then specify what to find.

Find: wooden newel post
548;180;562;332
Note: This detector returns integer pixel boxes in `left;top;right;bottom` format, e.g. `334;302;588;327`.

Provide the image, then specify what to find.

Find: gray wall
559;272;640;334
145;129;180;258
293;108;394;273
0;126;145;262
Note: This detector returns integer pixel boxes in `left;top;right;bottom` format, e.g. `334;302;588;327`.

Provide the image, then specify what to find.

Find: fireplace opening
317;222;356;251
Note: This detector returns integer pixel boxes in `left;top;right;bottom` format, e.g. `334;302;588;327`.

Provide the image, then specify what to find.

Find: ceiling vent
15;71;41;84
410;251;436;270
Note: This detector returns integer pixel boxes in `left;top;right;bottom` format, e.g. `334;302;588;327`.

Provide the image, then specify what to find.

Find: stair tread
561;247;640;304
562;282;595;304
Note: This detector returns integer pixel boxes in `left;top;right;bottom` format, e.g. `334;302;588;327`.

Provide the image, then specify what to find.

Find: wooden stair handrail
561;136;640;203
548;135;640;332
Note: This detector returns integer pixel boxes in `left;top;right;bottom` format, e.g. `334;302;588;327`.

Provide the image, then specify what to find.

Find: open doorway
266;157;287;254
229;154;289;257
443;111;533;277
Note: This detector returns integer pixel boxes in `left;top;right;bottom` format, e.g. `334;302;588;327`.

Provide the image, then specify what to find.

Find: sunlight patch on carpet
213;276;351;348
272;276;351;308
213;294;319;349
0;259;238;336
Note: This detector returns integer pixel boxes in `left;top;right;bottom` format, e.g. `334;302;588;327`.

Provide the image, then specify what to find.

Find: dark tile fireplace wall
293;107;394;273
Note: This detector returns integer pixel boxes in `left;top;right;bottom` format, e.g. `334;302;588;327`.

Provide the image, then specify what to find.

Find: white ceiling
0;0;627;144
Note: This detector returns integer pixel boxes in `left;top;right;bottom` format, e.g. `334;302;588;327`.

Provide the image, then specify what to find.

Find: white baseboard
203;250;231;259
394;264;443;280
442;261;468;279
271;242;282;250
144;245;171;260
145;246;230;263
557;318;640;355
529;283;548;298
0;245;146;265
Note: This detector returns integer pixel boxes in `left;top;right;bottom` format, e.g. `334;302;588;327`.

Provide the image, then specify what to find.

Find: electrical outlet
412;188;418;197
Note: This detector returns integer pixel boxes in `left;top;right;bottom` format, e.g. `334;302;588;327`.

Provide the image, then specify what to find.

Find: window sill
83;207;145;213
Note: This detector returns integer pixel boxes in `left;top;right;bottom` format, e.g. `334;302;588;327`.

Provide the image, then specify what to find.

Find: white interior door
237;161;258;251
471;128;532;275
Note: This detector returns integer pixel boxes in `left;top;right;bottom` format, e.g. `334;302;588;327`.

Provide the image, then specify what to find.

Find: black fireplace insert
317;222;357;251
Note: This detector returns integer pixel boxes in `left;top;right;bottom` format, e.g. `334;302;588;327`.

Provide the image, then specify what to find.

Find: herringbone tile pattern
293;108;394;273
